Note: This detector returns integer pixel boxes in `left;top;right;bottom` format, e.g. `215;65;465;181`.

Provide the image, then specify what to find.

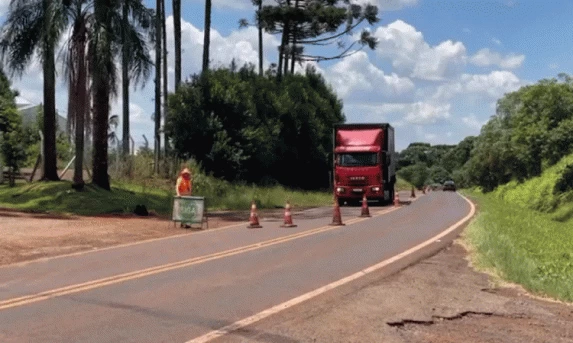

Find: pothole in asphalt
386;312;573;343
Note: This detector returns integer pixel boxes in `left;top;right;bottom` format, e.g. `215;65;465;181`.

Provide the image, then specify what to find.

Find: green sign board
172;196;205;224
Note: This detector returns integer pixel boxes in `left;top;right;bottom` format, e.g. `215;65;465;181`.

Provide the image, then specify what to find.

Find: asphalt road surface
0;191;471;342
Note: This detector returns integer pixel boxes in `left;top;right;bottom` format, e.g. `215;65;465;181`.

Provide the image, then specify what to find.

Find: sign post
172;196;208;229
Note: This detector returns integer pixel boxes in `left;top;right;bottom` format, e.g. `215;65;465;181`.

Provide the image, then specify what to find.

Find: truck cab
333;124;396;206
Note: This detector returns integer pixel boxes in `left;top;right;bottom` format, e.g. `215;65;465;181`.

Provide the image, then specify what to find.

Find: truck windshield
338;153;377;167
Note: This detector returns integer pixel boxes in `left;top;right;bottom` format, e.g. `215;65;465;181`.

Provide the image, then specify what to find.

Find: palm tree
0;0;68;181
91;0;153;190
202;0;212;73
120;0;154;158
154;0;162;174
173;0;182;90
63;0;93;189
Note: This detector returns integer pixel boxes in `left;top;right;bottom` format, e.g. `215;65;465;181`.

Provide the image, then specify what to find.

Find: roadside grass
493;152;573;221
461;189;573;303
0;178;333;216
395;177;413;191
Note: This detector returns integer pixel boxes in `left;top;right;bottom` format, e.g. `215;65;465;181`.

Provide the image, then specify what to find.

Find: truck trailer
333;123;396;205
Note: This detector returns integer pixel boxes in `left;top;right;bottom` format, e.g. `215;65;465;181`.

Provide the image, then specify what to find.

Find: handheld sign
172;196;205;226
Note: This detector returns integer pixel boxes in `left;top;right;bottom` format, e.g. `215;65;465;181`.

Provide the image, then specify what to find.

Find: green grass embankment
461;154;573;302
492;153;573;222
0;178;332;217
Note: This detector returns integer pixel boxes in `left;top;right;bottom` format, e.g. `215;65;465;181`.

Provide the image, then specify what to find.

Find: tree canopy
165;62;344;190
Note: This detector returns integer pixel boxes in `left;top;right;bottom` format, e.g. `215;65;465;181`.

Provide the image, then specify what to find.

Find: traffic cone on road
411;186;416;198
280;201;297;228
360;194;371;217
394;192;400;207
247;200;263;229
329;198;345;226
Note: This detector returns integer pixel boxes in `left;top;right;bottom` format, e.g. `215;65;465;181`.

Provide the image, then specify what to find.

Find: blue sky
2;0;572;151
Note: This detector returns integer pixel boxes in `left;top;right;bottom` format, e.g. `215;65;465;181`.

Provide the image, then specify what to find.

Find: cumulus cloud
431;70;523;102
470;48;524;69
404;102;451;124
0;0;9;15
461;114;486;130
351;0;418;11
372;20;467;81
324;51;415;101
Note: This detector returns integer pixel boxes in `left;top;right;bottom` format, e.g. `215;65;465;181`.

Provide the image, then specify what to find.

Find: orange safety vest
177;176;192;195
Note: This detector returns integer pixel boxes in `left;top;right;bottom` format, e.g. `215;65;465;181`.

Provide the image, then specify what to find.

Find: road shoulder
211;241;573;343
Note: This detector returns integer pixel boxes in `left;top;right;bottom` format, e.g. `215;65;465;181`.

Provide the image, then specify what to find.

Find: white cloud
351;0;418;11
0;0;9;15
432;70;523;101
373;20;467;81
461;114;486;130
404;102;451;125
549;63;559;70
324;51;415;101
492;38;502;46
470;48;524;69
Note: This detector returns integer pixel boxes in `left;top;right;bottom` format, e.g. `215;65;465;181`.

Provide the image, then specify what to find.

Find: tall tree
239;0;264;75
0;0;67;181
121;0;155;158
91;0;114;190
257;0;379;77
91;0;153;189
63;0;92;189
173;0;182;89
161;0;169;157
121;0;130;156
154;0;162;173
202;0;212;72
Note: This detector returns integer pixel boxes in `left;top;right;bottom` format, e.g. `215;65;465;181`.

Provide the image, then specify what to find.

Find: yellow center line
0;206;400;311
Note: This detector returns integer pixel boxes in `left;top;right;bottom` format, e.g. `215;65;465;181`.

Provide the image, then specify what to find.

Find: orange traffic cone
360;194;371;217
394;192;400;206
329;198;345;226
247;200;262;229
411;186;416;198
280;201;297;228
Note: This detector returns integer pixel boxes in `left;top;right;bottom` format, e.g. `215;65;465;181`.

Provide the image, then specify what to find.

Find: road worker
175;168;193;228
176;167;193;196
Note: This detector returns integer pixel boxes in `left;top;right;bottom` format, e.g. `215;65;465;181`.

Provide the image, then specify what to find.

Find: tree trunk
161;0;169;159
290;0;299;74
41;0;60;181
202;0;212;73
154;0;162;174
92;0;111;191
257;1;263;76
277;31;286;80
121;1;130;157
73;36;87;189
173;0;182;90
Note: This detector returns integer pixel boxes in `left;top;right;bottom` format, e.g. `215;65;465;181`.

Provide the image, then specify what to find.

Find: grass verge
395;177;414;191
461;189;573;303
0;179;333;216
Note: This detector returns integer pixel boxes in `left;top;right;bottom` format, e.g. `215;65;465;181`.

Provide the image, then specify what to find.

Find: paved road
0;191;471;342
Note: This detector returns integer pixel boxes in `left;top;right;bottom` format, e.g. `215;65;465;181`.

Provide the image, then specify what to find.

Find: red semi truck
333;123;396;206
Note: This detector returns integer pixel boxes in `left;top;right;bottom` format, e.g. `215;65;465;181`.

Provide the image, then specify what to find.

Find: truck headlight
371;187;380;192
336;187;345;193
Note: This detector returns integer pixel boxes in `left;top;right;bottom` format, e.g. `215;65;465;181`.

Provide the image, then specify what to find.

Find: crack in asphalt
386;311;529;327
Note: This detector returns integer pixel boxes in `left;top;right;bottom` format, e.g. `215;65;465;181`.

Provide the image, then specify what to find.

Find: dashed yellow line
0;206;399;311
